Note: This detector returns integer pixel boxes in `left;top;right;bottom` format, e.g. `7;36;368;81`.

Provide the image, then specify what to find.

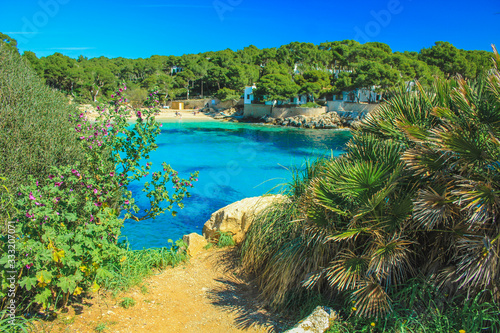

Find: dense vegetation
1;31;498;331
241;47;500;331
0;43;197;330
0;43;85;204
1;33;492;105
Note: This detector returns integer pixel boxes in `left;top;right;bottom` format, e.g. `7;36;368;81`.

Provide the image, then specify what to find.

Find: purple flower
54;182;63;187
109;172;115;177
49;175;55;180
124;200;129;205
55;212;60;215
36;181;39;186
90;215;94;222
29;192;35;200
25;212;33;218
26;264;33;270
94;202;102;207
93;189;98;194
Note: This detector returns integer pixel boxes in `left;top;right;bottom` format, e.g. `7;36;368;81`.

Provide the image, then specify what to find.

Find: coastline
84;109;219;122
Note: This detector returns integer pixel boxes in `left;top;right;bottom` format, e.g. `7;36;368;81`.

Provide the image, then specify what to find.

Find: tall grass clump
241;45;500;327
98;240;188;291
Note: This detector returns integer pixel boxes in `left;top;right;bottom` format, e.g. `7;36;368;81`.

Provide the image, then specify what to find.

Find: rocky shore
258;110;364;129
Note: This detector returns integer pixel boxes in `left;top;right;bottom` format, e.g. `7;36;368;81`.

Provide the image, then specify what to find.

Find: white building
244;85;256;104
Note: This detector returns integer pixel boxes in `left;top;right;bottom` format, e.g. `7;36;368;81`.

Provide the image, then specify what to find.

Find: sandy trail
36;248;287;333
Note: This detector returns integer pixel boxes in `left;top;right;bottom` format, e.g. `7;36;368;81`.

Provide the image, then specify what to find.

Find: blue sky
1;0;499;59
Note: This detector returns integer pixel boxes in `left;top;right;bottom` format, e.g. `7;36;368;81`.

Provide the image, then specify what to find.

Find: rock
285;306;337;333
182;233;208;257
202;195;286;244
266;117;276;123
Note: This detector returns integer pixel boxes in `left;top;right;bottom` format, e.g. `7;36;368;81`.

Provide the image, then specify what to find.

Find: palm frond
368;236;415;285
413;186;456;229
325;250;369;291
352;280;392;318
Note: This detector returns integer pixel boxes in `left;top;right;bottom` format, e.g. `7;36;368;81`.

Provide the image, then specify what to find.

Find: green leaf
57;276;77;293
19;276;37;291
34;288;52;309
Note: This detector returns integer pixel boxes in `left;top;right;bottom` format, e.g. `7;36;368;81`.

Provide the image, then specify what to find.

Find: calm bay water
121;120;351;249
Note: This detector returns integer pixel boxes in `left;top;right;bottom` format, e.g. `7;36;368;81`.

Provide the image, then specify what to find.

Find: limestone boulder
182;233;208;257
285;306;338;333
203;195;286;244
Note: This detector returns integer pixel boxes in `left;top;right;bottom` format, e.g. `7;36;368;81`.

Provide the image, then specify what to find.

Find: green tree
254;74;299;103
22;51;44;77
0;32;18;53
295;70;331;101
214;87;241;102
419;41;480;79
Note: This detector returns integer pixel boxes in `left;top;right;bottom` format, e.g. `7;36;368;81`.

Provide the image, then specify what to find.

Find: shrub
0;84;198;312
300;102;321;108
0;44;85;209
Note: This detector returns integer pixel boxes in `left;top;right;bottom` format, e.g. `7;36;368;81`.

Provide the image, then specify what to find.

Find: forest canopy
1;34;493;104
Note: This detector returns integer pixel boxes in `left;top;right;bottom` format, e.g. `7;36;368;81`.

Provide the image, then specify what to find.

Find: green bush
300;102;321;108
0;82;198;312
0;44;85;207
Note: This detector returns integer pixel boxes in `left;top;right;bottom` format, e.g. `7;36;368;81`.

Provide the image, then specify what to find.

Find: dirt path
36;247;288;333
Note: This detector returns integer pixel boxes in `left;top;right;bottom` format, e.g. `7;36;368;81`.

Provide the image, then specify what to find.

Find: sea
120;120;351;249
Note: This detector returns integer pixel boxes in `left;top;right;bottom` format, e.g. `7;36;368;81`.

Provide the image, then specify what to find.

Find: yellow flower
459;330;466;333
79;265;87;272
351;307;357;311
91;281;100;293
371;322;376;327
73;286;83;296
53;249;65;263
120;256;127;262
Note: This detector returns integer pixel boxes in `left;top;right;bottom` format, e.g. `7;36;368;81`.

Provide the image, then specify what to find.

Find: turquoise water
121;120;351;249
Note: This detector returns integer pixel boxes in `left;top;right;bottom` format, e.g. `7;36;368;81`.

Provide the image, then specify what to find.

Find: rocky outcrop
258;110;367;129
262;112;341;129
182;233;208;257
285;306;338;333
202;195;286;244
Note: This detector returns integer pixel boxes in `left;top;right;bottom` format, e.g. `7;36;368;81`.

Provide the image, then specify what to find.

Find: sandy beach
84;108;220;122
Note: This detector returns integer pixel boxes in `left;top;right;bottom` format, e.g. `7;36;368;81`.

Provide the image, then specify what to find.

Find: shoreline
84;109;219;122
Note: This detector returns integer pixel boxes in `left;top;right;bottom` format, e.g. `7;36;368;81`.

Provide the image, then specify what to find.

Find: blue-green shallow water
121;120;351;249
